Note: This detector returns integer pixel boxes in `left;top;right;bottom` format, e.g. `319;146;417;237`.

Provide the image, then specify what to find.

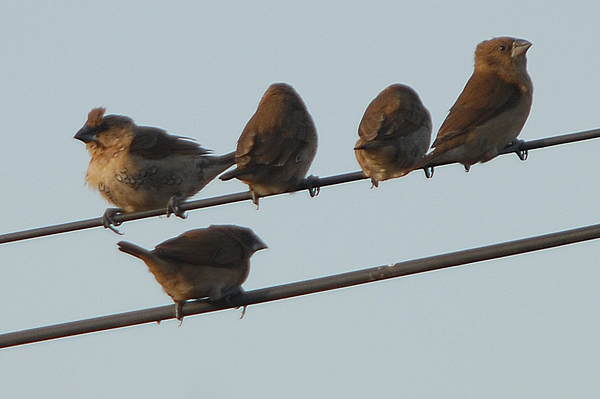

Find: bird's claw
424;166;434;179
370;178;379;189
305;175;320;197
167;197;187;219
175;301;185;325
504;139;528;161
238;305;248;319
250;190;260;209
102;208;124;235
517;149;528;161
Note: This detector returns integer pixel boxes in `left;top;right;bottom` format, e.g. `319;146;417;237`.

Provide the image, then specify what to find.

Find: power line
2;221;599;349
1;127;599;245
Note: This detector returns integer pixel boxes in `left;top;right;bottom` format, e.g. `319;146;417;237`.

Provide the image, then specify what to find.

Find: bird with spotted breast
75;108;235;231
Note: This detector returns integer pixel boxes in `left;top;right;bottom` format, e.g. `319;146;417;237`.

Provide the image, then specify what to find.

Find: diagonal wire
1;128;599;245
1;221;599;349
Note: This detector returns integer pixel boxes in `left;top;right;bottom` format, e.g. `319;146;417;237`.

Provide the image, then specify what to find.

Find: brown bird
117;225;267;321
219;83;318;206
354;84;432;187
75;108;235;229
414;37;533;174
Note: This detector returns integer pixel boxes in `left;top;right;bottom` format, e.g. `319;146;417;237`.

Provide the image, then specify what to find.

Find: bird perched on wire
219;83;319;206
117;225;267;321
74;108;235;231
354;84;432;187
414;37;533;175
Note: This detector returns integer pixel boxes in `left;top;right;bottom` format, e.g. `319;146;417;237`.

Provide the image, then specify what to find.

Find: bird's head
74;107;135;149
474;37;532;75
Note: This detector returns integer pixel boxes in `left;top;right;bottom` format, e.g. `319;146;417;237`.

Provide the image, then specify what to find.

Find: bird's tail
219;166;240;181
410;151;437;171
117;241;152;260
200;151;236;182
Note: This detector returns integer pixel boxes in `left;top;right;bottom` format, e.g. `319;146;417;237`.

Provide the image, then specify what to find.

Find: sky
1;1;600;397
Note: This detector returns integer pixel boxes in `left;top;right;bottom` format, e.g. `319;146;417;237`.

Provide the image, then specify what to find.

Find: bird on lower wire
117;225;267;321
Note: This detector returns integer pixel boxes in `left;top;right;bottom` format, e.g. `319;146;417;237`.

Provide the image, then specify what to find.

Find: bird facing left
74;108;235;229
117;225;268;321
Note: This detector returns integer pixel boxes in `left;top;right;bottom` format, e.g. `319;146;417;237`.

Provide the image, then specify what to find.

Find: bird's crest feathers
86;107;106;127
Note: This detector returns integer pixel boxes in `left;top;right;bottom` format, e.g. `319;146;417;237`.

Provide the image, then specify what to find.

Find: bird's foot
102;208;124;235
305;175;321;198
504;139;528;161
424;166;434;179
167;196;187;219
370;178;379;189
464;164;471;172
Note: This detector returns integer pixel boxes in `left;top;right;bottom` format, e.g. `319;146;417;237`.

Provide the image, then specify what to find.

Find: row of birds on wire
74;36;533;320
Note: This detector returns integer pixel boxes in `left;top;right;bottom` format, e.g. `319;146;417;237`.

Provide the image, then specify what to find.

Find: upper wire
1;127;599;245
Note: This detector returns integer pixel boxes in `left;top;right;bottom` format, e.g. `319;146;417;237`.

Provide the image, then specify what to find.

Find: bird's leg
102;208;124;235
305;175;321;197
166;196;187;219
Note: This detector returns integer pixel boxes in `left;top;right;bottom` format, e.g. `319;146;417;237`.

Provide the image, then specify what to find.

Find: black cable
2;221;599;349
0;128;598;245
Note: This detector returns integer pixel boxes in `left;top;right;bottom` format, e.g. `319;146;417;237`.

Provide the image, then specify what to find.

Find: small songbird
414;37;533;174
354;84;432;187
219;83;319;206
74;108;235;229
117;225;267;321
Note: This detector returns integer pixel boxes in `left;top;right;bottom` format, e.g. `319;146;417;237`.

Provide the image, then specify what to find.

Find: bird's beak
74;126;97;143
512;39;532;57
253;239;268;252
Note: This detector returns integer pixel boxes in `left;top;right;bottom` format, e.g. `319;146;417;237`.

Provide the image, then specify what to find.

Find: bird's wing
129;126;211;159
434;72;522;147
358;97;429;147
237;110;313;167
154;228;244;268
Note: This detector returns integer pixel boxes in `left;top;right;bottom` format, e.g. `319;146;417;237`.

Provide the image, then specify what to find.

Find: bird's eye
498;44;508;52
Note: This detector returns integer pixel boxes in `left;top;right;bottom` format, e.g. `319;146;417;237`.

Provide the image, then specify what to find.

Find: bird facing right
414;37;533;173
354;84;432;187
220;83;318;205
117;225;267;321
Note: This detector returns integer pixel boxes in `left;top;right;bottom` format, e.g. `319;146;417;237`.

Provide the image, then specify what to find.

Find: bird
74;108;235;231
354;83;432;187
117;225;267;321
413;37;533;174
219;83;319;206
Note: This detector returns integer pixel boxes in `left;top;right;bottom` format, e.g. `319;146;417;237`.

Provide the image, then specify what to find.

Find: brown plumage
220;83;318;205
117;225;267;321
414;37;533;173
354;84;431;187
74;108;235;226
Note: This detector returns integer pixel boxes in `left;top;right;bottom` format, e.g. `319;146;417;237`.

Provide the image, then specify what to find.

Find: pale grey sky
1;1;599;398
